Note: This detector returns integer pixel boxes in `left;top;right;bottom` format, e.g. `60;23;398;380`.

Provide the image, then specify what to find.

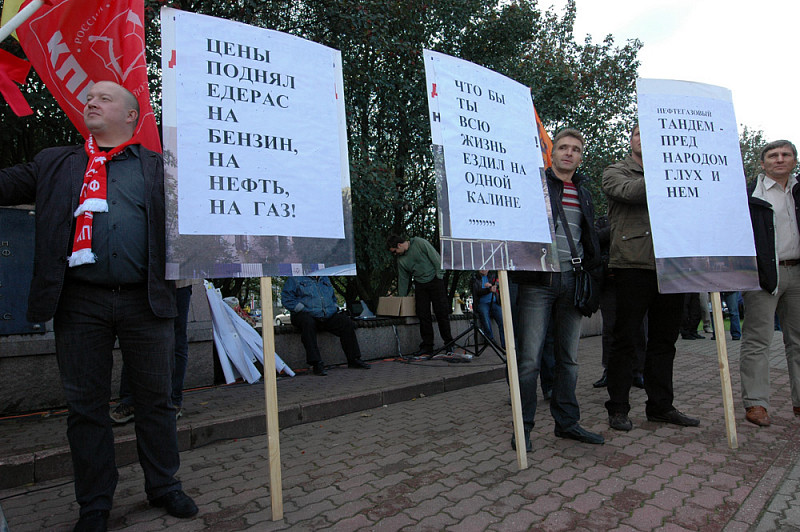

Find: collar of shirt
762;173;797;193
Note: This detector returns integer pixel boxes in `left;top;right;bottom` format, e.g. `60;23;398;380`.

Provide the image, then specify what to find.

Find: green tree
503;0;642;213
2;0;641;307
739;125;766;182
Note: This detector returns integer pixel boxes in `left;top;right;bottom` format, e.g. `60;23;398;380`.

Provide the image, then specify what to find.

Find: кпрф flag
14;0;161;151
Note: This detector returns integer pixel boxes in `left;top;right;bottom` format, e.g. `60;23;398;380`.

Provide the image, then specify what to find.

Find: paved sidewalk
2;334;800;531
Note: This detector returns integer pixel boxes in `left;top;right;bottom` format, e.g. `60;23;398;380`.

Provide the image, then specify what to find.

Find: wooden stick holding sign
259;277;284;519
498;271;528;470
710;291;738;449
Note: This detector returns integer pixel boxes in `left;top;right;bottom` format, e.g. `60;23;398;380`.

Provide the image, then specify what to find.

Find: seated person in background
471;270;505;348
281;276;370;376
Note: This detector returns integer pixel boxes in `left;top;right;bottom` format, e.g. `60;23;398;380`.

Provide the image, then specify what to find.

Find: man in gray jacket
603;123;700;432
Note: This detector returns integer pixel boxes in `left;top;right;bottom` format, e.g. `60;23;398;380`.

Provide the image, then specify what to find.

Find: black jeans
414;277;453;352
291;311;362;364
605;269;683;417
54;281;181;515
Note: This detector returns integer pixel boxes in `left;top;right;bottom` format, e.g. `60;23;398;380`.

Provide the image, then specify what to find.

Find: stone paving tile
3;335;800;531
623;502;672;530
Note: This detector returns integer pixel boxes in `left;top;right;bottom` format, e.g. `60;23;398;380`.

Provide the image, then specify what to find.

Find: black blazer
0;144;176;321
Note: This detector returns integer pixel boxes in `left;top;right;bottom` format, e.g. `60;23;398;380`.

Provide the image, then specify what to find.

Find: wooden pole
710;291;738;449
259;277;284;519
0;0;44;43
497;270;528;470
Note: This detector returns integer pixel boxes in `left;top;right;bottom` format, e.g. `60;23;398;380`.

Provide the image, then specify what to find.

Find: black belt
779;259;800;267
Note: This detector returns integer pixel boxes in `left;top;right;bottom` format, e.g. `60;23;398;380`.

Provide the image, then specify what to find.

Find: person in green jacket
386;235;454;357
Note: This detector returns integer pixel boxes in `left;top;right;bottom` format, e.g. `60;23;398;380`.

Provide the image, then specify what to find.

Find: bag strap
553;189;583;273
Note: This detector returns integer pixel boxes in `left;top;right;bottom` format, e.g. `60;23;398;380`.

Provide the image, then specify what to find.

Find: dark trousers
605;269;683;417
600;277;646;372
414;277;453;352
171;285;192;406
119;285;192;407
54;282;181;515
291;311;362;365
680;293;702;336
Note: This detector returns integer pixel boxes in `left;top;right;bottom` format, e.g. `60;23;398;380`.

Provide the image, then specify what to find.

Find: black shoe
554;424;604;444
692;332;705;339
311;362;327;376
731;336;741;340
511;431;532;452
593;372;608;388
542;389;552;401
681;333;697;340
646;409;700;427
348;360;370;369
632;373;644;389
608;413;633;431
74;510;109;532
150;490;199;518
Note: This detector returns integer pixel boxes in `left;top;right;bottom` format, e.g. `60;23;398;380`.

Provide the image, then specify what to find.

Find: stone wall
0;283;601;414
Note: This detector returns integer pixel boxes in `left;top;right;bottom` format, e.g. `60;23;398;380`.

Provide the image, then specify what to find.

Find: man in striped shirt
510;128;604;450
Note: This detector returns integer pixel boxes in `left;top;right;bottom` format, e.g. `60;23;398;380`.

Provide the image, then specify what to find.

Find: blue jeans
120;285;192;407
711;291;741;339
476;299;505;348
54;281;181;514
516;271;584;432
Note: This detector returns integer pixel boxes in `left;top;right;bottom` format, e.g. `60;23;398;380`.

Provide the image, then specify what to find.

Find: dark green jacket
397;237;443;296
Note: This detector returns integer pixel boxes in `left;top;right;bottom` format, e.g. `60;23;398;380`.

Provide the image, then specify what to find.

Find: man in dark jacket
740;140;800;427
603;123;700;432
509;128;604;450
0;81;196;531
281;276;370;375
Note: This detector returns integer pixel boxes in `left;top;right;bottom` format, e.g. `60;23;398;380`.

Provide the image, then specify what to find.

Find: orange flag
534;107;552;169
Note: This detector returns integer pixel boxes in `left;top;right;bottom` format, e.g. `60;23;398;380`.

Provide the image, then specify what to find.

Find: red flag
15;0;161;152
534;107;552;169
0;49;33;116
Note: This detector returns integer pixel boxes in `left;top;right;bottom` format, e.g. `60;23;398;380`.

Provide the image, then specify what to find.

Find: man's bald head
84;81;140;146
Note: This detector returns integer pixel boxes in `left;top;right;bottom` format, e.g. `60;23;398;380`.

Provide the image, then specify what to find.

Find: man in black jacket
0;81;196;531
509;128;604;450
740;140;800;427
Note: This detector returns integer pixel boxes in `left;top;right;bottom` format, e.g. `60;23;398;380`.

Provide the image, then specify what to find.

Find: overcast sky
545;0;799;144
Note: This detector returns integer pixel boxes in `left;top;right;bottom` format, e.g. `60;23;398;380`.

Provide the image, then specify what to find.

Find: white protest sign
424;50;551;244
637;78;756;259
166;9;347;239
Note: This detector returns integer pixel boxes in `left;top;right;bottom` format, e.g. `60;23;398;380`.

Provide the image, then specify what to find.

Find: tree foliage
1;0;641;307
739;125;767;182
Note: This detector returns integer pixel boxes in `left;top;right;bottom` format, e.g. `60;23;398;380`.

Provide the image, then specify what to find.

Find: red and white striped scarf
69;135;138;267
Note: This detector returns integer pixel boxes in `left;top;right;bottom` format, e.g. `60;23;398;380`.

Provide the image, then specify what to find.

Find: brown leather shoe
793;407;800;417
745;406;770;427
